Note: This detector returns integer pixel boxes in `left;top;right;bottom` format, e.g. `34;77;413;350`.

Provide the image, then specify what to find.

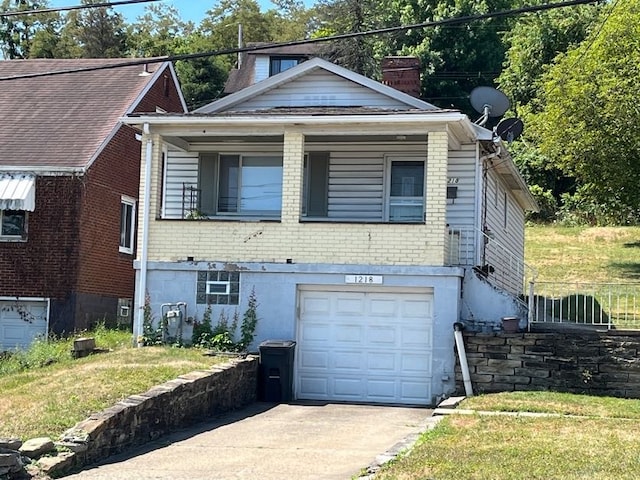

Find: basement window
197;271;240;305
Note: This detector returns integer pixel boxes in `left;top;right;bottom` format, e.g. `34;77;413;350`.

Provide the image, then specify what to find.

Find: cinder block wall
455;331;640;398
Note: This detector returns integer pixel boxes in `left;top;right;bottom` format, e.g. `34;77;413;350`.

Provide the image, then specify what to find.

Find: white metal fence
528;281;640;330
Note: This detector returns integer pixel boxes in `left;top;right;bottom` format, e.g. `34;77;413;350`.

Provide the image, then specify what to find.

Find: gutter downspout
135;123;153;347
453;322;473;397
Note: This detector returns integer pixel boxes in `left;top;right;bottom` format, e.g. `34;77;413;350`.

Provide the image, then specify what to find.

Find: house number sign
345;275;383;285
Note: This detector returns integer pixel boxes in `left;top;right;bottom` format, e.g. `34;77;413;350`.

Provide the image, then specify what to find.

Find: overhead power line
0;0;162;18
0;0;602;82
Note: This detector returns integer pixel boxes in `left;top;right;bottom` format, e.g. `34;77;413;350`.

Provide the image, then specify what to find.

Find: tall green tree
392;0;517;113
127;3;192;57
314;0;389;78
498;4;601;112
0;0;56;58
529;0;640;224
58;0;127;58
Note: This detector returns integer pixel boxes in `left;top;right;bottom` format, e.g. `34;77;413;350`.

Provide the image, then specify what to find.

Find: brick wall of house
72;65;185;329
0;176;82;332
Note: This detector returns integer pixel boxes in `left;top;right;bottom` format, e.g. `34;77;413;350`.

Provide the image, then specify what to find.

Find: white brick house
124;58;537;406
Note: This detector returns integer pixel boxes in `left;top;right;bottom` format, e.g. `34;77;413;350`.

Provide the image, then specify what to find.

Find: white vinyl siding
445;145;477;227
484;167;526;294
254;56;270;83
163;151;199;219
231;71;414;111
445;145;477;265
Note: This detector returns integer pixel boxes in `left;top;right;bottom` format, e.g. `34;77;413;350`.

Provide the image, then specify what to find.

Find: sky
48;0;299;24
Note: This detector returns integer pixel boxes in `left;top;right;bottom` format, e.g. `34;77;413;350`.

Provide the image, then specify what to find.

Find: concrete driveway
62;401;433;480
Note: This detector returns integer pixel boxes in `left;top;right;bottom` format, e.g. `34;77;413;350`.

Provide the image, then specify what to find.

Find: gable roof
198;57;440;114
0;58;186;172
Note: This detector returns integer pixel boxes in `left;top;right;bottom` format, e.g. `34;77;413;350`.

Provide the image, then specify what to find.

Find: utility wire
0;0;163;18
0;0;603;82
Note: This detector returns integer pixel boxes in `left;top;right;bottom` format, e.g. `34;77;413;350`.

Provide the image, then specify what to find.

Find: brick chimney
381;56;421;98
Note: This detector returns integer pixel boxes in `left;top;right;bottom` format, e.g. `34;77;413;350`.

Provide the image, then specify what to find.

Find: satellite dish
470;86;510;126
496;117;524;143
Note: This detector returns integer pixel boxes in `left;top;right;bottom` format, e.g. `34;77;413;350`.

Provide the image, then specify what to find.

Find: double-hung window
0;210;26;240
119;196;136;254
387;159;425;223
200;154;283;218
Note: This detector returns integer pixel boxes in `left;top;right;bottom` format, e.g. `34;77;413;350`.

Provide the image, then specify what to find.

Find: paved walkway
62;402;433;480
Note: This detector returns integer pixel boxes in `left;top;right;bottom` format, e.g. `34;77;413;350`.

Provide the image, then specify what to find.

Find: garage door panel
300;350;329;369
401;353;432;375
368;326;397;345
297;289;433;405
402;298;433;317
1;300;48;350
367;353;396;372
301;296;332;315
368;298;398;317
300;323;329;343
336;295;366;315
300;376;329;396
335;325;362;343
401;327;431;348
333;351;364;371
367;380;397;399
401;381;430;401
333;378;363;397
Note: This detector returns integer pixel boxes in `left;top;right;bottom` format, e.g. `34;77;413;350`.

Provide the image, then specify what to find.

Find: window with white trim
0;210;26;240
387;159;425;223
196;271;240;305
119;196;136;254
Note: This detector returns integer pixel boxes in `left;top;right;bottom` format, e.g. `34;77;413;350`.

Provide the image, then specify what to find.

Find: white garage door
297;288;433;405
0;299;49;350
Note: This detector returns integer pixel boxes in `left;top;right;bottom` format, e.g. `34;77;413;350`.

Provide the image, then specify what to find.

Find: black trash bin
258;340;296;402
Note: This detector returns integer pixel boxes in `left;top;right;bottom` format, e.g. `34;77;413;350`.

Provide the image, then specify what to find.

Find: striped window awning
0;174;36;211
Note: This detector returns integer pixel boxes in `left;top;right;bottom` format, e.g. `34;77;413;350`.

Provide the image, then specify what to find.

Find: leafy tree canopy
529;0;640;224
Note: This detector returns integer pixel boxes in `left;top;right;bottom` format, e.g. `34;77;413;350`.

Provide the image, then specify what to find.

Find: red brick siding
76;125;140;299
133;65;186;114
0;176;82;298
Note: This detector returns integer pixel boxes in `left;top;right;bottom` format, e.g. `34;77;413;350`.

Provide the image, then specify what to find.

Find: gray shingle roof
0;58;166;169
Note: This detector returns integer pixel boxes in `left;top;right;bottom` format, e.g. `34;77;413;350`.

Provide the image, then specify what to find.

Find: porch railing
447;226;537;296
528;281;640;330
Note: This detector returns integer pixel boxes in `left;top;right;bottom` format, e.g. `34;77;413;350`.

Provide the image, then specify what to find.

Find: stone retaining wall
455;331;640;397
41;357;258;476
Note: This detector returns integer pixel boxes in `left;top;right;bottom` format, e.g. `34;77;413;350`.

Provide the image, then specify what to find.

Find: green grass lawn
0;327;224;439
525;225;640;283
377;391;640;480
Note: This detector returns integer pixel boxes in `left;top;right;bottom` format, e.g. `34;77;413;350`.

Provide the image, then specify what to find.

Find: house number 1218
345;275;383;285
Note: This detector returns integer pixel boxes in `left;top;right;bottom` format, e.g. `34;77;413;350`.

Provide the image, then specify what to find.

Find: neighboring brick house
0;59;187;349
125;58;537;406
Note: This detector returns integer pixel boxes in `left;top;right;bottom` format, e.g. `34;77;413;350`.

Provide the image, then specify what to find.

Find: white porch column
426;130;449;262
281;130;305;224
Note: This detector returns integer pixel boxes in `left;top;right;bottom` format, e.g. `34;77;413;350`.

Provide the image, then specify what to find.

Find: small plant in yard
141;292;164;345
191;288;259;352
239;288;259;350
